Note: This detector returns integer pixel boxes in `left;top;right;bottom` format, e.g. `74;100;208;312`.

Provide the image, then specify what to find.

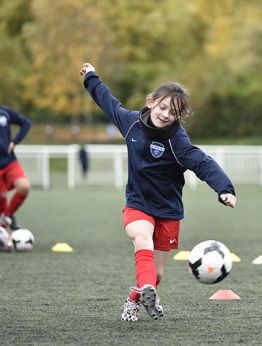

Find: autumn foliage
0;0;261;138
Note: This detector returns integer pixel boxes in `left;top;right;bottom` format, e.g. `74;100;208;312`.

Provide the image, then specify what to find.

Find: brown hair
147;82;193;122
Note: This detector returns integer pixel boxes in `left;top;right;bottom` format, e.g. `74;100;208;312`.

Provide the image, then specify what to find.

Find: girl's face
146;96;177;128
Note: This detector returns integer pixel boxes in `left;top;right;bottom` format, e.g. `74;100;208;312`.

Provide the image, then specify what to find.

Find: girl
80;63;236;321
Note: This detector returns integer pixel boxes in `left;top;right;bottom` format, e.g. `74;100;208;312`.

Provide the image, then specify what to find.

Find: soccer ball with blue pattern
188;240;232;284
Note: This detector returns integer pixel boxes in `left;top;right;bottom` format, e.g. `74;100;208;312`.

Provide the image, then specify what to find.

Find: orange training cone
208;290;241;300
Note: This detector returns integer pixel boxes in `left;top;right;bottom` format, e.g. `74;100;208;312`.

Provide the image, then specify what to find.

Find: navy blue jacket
84;72;235;220
0;105;32;169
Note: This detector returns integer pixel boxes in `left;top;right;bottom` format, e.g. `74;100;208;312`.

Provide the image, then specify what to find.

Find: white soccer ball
188;240;232;284
12;229;35;252
0;226;11;252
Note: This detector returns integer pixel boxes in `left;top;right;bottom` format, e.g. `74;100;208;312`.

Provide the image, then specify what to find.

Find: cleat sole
140;285;163;320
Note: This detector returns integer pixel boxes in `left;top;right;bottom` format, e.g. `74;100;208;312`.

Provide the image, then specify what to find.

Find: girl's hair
147;82;193;122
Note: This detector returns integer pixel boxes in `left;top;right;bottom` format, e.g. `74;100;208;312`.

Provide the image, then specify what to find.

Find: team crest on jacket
150;142;165;158
0;116;7;126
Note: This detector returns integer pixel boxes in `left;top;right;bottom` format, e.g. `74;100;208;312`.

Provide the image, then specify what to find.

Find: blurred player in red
0;105;32;250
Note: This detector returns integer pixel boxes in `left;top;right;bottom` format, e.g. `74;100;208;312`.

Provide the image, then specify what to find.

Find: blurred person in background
79;145;89;179
80;63;236;322
0;105;32;250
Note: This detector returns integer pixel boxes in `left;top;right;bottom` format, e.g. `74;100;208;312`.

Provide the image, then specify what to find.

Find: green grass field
0;183;261;345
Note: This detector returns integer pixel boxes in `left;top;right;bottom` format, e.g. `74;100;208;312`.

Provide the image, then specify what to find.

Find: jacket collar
139;107;180;140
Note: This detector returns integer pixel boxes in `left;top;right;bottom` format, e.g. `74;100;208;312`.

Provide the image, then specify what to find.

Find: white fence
16;145;262;190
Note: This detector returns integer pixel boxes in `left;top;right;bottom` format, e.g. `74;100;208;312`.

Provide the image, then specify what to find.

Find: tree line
0;0;261;138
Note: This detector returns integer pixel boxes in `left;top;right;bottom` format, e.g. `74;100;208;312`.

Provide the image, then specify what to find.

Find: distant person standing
0;105;32;249
79;145;89;178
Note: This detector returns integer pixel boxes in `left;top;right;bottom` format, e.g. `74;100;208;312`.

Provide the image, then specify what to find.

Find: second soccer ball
12;229;35;252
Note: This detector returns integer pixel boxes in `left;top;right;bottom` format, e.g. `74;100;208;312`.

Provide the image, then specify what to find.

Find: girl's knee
134;233;153;249
125;220;154;247
16;179;31;195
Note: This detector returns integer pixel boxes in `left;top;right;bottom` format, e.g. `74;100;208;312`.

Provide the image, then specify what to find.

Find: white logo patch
0;116;7;126
150;142;165;158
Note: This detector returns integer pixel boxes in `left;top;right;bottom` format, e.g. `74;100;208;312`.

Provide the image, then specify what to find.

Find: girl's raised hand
80;63;95;77
220;194;237;208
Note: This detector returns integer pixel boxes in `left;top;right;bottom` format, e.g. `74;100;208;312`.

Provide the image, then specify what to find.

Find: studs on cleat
122;285;164;321
140;284;164;320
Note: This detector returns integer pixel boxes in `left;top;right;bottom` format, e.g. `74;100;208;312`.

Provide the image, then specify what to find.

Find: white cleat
121;297;142;322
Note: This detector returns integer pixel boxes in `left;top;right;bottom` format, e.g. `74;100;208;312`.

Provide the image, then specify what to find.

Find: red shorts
0;161;27;193
123;207;180;251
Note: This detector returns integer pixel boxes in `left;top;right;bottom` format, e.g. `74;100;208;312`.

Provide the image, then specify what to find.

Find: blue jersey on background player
0;105;32;251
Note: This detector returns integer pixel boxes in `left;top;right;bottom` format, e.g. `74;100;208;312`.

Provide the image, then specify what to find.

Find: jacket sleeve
3;106;32;144
173;129;236;203
83;72;138;137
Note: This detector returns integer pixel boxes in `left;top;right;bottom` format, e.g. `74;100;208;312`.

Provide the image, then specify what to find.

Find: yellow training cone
51;243;74;253
252;255;262;264
173;251;190;261
230;253;241;262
